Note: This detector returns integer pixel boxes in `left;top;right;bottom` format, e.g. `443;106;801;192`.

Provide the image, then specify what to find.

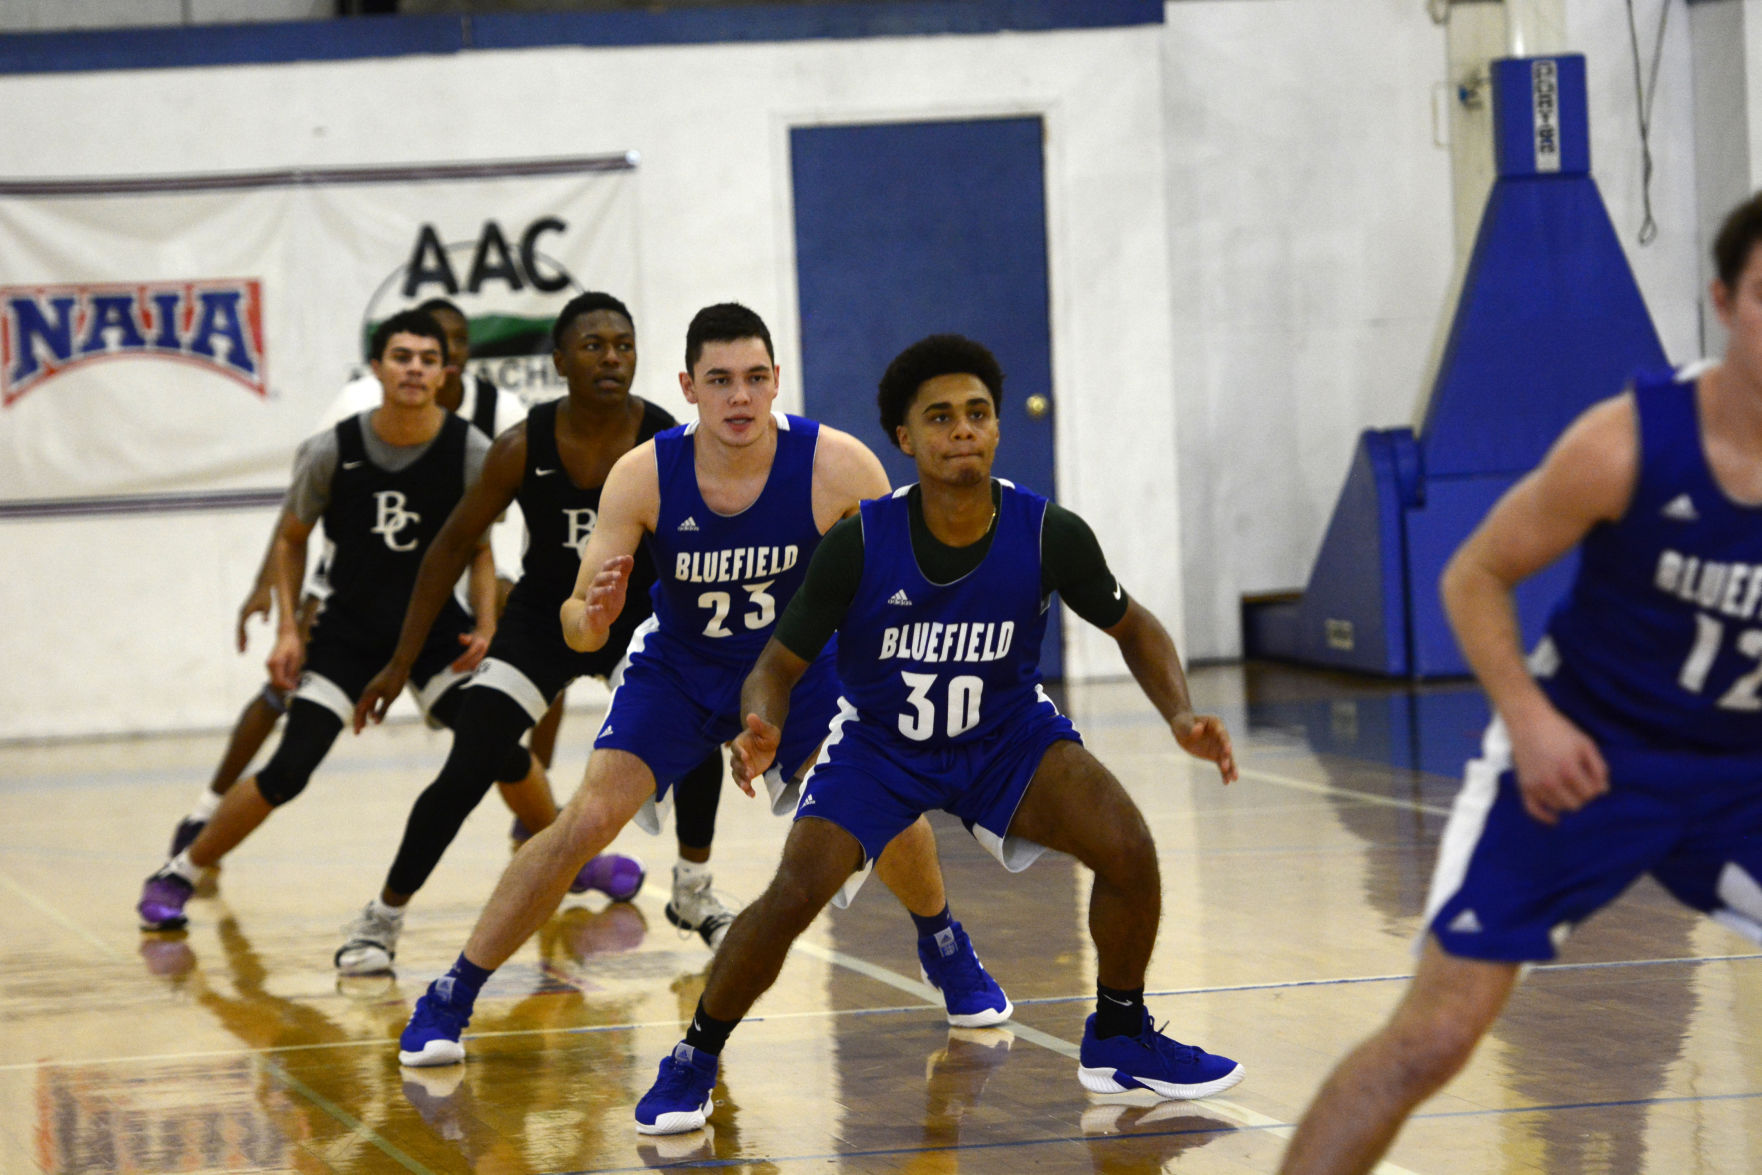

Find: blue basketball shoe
917;920;1012;1028
634;1042;718;1135
1077;1010;1243;1099
398;978;473;1067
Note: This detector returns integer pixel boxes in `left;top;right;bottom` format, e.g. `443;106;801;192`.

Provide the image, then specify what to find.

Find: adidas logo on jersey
1661;494;1699;522
1447;909;1483;934
798;794;816;809
887;589;913;606
677;517;700;532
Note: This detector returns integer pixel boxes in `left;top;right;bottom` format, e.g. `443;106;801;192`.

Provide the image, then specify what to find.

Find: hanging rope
1624;0;1671;246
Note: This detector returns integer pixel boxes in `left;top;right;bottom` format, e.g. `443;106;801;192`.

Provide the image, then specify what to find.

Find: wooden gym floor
2;662;1758;1174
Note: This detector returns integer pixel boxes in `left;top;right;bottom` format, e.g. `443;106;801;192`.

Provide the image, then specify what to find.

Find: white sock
675;860;711;888
166;851;202;885
189;790;222;822
370;896;404;922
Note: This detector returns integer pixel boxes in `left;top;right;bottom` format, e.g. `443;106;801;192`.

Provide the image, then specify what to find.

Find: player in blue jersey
396;303;1011;1068
632;333;1243;1135
1280;193;1762;1175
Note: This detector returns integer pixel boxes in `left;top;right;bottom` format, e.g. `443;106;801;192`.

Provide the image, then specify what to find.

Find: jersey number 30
698;580;776;638
899;671;984;741
1679;615;1762;711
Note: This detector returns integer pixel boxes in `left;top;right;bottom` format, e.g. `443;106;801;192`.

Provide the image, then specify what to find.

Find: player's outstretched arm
266;511;316;693
355;426;525;731
810;424;892;531
1441;393;1637;824
1105;599;1237;784
731;637;811;795
560;441;658;653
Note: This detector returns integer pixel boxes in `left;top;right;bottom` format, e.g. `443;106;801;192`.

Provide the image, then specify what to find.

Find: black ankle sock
1095;983;1145;1039
683;997;740;1056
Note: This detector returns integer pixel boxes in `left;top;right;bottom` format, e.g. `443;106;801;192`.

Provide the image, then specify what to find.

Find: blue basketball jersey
1539;370;1762;753
836;480;1051;746
645;412;823;665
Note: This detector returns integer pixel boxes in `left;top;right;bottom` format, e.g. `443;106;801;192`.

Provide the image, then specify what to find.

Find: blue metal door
790;116;1062;676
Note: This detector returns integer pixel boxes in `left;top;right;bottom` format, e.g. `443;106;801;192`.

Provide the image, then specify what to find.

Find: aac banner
0;155;637;504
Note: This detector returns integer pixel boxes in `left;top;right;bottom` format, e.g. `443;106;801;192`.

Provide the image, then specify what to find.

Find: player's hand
1172;712;1237;784
452;629;491;673
727;713;781;797
1507;704;1608;825
582;555;634;636
236;582;274;652
266;631;305;693
354;663;410;733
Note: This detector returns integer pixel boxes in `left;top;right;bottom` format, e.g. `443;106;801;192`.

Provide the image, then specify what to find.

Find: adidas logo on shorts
887;589;912;606
677;517;700;532
1447;908;1483;934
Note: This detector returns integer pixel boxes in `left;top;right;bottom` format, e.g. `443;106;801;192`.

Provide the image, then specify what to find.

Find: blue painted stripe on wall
0;1;1159;76
474;1;1162;51
0;14;461;74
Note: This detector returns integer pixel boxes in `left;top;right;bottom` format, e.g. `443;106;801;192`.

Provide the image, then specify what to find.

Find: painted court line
0;867;125;960
781;937;1400;1164
9;949;1754;1074
1238;764;1456;819
260;1054;439;1175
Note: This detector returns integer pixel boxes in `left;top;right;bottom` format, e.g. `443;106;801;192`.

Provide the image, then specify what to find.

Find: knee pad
255;757;314;807
494;744;533;785
255;702;340;806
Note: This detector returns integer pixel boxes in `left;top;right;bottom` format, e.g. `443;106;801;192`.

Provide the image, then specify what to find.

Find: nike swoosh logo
1112;581;1122;600
535;467;558;477
342;460;364;470
1101;993;1133;1006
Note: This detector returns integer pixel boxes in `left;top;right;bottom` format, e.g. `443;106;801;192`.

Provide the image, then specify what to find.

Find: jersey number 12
1678;615;1762;711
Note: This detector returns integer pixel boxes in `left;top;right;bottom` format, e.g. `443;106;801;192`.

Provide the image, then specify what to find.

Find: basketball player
155;297;527;864
1278;192;1762;1174
338;292;726;975
396;304;1010;1068
631;333;1242;1134
136;310;519;931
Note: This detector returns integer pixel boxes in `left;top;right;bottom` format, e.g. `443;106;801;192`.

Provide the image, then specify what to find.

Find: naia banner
0;155;637;504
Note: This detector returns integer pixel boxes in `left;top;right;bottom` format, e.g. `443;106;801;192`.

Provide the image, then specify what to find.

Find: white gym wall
0;19;1177;738
0;0;1741;737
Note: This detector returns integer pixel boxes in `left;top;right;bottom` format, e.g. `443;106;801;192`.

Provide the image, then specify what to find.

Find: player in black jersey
339;293;727;974
138;311;512;932
154;297;526;870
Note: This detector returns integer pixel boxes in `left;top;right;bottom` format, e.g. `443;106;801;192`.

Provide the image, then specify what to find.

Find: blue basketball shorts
1424;717;1762;962
795;686;1080;907
592;617;843;833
